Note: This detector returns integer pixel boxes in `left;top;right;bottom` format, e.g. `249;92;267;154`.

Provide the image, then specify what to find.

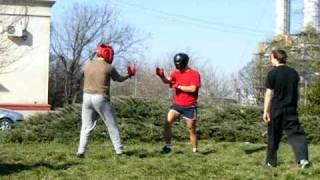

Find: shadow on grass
0;162;79;176
122;148;216;158
244;146;266;154
123;150;157;158
199;148;217;155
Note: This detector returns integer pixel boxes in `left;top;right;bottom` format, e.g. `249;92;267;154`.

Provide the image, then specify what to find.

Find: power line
236;0;270;71
114;1;274;36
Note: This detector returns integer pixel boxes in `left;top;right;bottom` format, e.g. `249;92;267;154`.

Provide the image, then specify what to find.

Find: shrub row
1;97;319;144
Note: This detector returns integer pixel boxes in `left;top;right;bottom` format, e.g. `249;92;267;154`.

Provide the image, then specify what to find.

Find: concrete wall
0;0;55;111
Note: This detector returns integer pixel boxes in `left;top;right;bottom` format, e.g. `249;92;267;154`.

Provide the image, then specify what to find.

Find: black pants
266;107;309;166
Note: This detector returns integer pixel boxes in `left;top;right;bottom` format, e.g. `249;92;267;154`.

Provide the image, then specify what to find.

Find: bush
299;105;320;116
307;81;320;105
299;81;320;116
2;97;168;143
300;115;320;143
1;97;319;144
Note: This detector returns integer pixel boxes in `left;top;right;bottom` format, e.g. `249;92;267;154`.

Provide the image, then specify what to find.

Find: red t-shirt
170;67;201;106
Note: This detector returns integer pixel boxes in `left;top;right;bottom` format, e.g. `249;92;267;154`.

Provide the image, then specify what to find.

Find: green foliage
3;105;81;143
2;98;320;144
197;104;264;143
299;81;320;116
307;81;320;105
299;105;320;116
300;116;320;143
2;98;169;144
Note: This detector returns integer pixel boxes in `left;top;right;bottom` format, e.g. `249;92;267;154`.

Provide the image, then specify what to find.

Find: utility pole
134;75;138;97
236;88;241;104
304;80;308;105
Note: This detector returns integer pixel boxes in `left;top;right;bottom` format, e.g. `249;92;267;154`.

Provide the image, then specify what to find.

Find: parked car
0;108;24;130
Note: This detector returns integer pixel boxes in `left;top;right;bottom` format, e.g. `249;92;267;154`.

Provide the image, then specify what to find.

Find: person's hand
170;81;181;89
171;83;179;89
128;65;136;77
263;112;271;123
156;67;165;78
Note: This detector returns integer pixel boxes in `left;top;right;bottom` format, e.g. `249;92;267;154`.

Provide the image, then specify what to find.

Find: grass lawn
0;140;319;179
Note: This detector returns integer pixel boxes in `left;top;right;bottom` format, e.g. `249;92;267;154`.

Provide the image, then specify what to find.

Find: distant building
276;0;290;35
304;0;320;31
0;0;55;115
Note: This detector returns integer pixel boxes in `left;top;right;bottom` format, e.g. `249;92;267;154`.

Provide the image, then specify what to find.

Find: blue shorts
170;104;197;120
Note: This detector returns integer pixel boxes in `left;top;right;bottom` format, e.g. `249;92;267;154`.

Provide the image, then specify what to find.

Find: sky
52;0;304;75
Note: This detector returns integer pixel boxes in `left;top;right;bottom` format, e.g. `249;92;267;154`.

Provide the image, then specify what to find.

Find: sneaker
299;160;310;169
116;152;124;156
161;145;171;154
192;148;197;153
76;153;85;159
116;146;125;155
116;150;125;156
264;162;276;168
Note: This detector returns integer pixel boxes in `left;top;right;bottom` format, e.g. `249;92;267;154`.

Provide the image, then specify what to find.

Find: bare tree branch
50;2;143;105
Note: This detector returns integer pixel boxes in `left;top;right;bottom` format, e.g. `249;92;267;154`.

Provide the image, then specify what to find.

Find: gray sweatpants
77;93;123;154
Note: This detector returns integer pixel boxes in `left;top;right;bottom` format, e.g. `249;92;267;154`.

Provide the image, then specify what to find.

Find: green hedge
1;97;319;144
299;105;320;116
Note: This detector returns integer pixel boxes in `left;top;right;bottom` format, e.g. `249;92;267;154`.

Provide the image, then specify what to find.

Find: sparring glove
156;67;165;78
128;65;136;77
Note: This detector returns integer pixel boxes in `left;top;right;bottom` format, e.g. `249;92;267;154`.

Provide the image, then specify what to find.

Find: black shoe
76;153;85;159
161;146;171;154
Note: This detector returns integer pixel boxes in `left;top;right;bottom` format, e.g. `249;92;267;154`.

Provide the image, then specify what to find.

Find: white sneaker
264;162;275;168
299;160;310;169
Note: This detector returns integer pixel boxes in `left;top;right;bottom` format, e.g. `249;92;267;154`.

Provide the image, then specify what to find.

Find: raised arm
156;67;171;84
111;65;136;82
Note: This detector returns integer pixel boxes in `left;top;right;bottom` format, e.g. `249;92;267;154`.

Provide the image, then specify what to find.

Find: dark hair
271;49;287;64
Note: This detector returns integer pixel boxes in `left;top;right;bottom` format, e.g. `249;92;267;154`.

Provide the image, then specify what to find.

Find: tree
153;51;233;101
199;61;233;100
239;26;320;106
111;59;170;99
103;48;234;105
239;54;270;105
50;2;142;106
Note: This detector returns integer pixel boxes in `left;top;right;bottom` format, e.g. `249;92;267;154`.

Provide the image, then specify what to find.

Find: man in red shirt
156;53;201;153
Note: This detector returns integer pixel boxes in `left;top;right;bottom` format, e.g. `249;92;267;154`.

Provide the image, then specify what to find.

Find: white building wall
304;0;320;31
0;0;55;110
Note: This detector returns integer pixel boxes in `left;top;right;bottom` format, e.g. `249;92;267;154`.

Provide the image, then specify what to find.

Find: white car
0;108;24;130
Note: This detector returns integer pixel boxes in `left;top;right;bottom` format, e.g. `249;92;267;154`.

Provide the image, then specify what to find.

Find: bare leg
186;119;197;151
164;109;180;145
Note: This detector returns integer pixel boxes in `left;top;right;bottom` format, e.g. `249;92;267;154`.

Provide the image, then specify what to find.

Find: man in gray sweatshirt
77;43;136;157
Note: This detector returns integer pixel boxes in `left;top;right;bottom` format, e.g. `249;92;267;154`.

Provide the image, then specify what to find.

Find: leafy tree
239;53;270;105
240;26;320;105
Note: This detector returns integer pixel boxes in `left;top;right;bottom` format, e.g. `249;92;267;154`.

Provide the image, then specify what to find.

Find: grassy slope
0;140;319;180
